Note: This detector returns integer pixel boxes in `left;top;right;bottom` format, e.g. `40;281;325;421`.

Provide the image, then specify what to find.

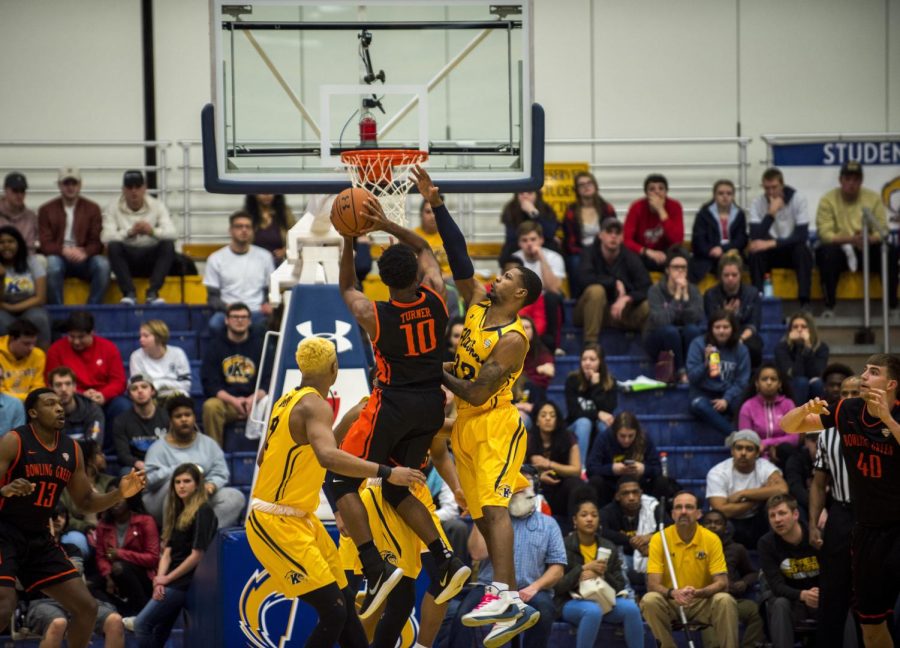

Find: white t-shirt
129;346;192;397
512;247;566;283
63;203;76;247
203;244;275;311
705;457;780;519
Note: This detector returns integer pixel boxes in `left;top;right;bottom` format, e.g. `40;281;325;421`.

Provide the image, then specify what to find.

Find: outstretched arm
67;444;146;513
780;398;829;434
339;236;377;338
411;166;485;306
443;332;526;406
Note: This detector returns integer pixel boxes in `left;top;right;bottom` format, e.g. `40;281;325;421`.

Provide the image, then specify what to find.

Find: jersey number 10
401;320;437;357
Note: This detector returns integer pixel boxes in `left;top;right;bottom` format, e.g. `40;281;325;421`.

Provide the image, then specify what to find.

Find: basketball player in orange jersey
411;166;545;648
247;338;425;648
332;198;470;629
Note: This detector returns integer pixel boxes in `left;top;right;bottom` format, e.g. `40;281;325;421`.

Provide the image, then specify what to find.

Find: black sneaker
433;555;472;604
357;562;404;620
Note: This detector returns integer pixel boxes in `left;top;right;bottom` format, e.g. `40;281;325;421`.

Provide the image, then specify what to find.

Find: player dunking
412;166;544;647
332;198;470;624
247;337;424;648
0;388;146;648
781;353;900;648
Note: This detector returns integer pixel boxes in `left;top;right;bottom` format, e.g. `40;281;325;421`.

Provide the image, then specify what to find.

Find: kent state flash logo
296;320;353;353
238;568;299;648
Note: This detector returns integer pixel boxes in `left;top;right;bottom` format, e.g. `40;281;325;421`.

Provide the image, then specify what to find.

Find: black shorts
0;520;79;592
340;386;445;469
850;522;900;624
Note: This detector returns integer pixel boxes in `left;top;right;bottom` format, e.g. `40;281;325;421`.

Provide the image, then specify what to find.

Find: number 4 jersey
821;397;900;526
0;425;78;532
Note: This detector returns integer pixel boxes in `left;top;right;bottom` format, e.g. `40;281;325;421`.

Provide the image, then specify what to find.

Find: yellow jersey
252;386;327;514
451;300;528;414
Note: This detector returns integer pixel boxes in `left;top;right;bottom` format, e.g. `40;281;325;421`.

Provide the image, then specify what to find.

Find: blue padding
230;451;258;486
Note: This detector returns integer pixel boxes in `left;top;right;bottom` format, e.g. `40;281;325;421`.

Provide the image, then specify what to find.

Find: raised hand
804;398;830;417
119;469;147;499
0;478;34;497
410;165;441;205
359;196;393;234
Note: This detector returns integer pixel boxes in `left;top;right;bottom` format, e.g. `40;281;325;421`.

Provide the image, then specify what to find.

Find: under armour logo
296;320;353;353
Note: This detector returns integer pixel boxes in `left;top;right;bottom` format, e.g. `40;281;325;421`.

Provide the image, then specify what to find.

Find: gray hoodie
143;431;231;492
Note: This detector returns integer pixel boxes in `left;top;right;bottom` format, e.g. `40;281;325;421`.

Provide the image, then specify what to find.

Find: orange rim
341;149;429;185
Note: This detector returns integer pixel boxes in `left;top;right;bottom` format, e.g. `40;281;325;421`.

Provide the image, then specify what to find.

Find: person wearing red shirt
45;311;129;448
623;174;684;272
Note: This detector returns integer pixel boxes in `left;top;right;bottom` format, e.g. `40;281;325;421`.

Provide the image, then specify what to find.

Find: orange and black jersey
821;397;900;526
0;425;79;532
372;284;448;389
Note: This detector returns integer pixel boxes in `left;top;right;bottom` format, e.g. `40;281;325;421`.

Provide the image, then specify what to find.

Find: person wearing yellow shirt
640;491;739;648
0;319;45;401
815;161;898;315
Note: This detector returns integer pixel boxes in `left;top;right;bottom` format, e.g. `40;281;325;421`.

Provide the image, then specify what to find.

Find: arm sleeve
432;203;474;280
622;204;643;254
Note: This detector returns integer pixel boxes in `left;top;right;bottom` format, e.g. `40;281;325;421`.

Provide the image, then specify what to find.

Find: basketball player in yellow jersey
411;167;544;648
246;337;425;648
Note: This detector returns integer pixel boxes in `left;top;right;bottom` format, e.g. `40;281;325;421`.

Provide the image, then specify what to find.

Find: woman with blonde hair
774;311;829;403
132;463;218;647
129;319;192;399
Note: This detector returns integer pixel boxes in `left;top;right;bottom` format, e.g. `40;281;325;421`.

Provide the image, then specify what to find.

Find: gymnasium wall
1;0;898;233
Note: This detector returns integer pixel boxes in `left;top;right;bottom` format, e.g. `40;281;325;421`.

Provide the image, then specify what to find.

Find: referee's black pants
816;501;862;648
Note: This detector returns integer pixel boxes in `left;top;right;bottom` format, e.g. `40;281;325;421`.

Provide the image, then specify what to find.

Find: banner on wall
542;162;590;224
769;139;900;232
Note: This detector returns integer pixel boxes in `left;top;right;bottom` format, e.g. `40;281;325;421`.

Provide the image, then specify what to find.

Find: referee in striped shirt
808;374;861;648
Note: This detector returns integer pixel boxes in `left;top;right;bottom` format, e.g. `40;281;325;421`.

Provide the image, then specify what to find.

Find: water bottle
90;421;101;442
708;347;721;378
358;99;378;146
763;273;774;298
660;452;669;477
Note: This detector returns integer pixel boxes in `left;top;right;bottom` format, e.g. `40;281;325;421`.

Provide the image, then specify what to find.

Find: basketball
330;187;375;236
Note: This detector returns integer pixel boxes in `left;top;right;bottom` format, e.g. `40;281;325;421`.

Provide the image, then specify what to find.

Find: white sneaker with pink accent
461;586;521;627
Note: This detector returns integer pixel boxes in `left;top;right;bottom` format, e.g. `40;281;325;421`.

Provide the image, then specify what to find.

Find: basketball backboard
203;0;543;194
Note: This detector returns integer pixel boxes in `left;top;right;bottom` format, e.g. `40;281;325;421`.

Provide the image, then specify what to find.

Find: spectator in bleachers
204;211;275;335
499;190;559;260
747;167;813;308
414;196;450;276
703;254;763;368
643;247;704;383
0;391;25;433
574;217;650;345
511;220;566;353
706;430;788;548
45;311;129;432
526;401;583;525
444;316;464;362
142;396;245;527
451;472;564;648
687;310;751;437
60;439;114;541
641;491;739;648
815;161;898;316
784;433;818;516
774;312;829;404
134;462;219;647
757;494;821;648
113;375;169;475
0;172;39;255
93;480;160;617
0;318;45;400
555;496;645;648
50;366;105;444
565;342;617;465
243;193;295;264
689;180;748;283
201;302;272;447
562;172;618;297
520;315;555;406
701;509;765;648
586;411;667;506
129;319;192;400
102;170;177;305
623;173;684;272
737;362;798;464
0;225;51;347
38;167;110;305
600;476;663;587
821;362;854;407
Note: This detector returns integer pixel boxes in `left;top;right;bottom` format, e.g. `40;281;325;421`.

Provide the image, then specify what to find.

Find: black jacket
691;201;748;261
577;241;650;304
703;283;761;335
758;524;820;602
554;531;626;615
774;340;829;381
564;372;618;425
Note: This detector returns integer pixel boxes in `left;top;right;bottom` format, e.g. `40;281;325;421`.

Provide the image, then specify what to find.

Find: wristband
377;464;392;480
666;588;674;599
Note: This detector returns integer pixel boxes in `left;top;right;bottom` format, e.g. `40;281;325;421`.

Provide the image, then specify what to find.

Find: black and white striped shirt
813;427;851;504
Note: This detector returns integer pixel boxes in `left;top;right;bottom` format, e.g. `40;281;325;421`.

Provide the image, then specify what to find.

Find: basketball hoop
340;149;429;227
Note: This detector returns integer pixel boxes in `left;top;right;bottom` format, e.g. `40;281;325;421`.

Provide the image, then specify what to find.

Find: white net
341;150;429;228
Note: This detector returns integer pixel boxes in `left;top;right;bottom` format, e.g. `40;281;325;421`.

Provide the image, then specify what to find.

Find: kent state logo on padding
296;320;354;353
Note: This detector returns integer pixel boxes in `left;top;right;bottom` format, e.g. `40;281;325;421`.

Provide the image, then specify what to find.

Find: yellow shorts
247;509;347;597
338;481;450;578
451;405;527;518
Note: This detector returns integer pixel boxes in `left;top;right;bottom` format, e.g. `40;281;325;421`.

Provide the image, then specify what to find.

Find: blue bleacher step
47;304;194;332
639;414;725;446
553;354;651;383
547;383;695;417
658;445;730;480
560;327;646;356
563;296;783;325
230;451;258;486
760;324;784;355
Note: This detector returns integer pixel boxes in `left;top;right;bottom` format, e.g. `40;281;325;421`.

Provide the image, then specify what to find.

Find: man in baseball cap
0;171;39;254
38;167;110;305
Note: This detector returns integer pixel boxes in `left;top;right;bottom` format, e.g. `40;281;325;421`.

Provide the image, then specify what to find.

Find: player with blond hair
246;337;425;648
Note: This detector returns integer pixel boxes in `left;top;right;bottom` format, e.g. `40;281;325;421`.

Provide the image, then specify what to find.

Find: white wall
0;0;897;237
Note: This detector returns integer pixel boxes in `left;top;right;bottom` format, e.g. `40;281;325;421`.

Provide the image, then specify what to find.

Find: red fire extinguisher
359;98;378;146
